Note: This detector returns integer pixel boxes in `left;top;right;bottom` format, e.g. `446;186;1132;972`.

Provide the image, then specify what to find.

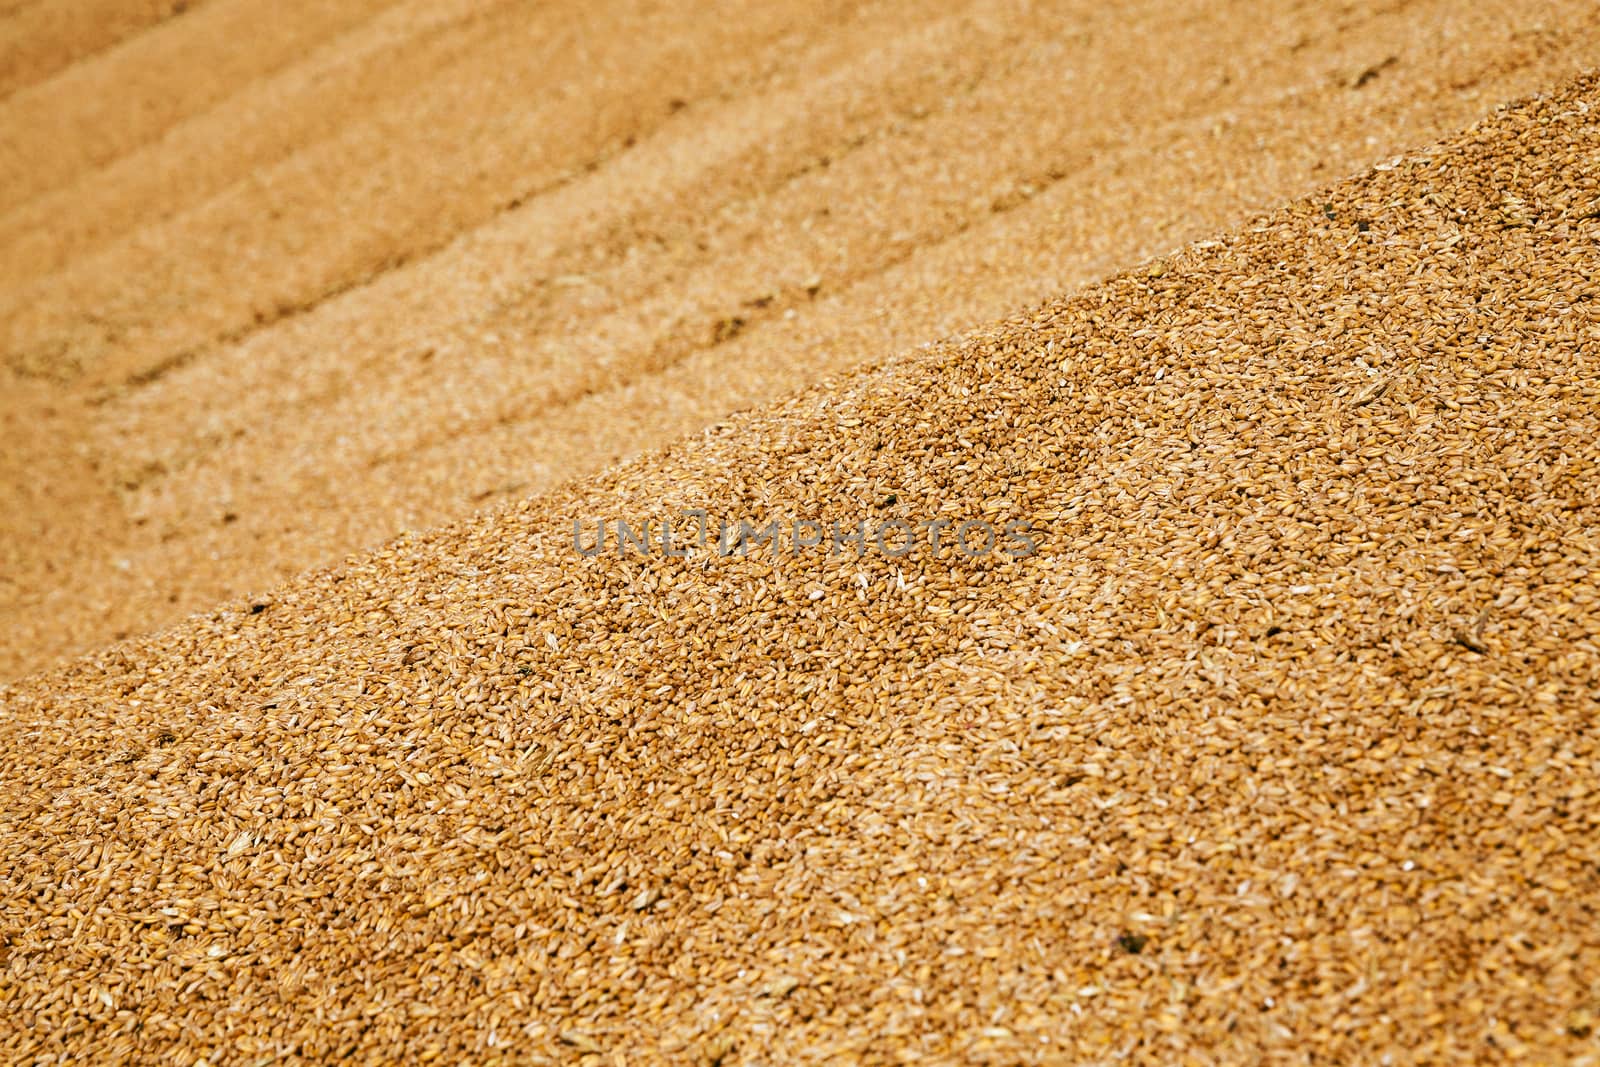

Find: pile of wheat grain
6;0;1600;679
2;73;1597;1063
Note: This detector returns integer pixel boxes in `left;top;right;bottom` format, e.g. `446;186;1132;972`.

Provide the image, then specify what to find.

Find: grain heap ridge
8;0;1600;680
2;71;1599;1064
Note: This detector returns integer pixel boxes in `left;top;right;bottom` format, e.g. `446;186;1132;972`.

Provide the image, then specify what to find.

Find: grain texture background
4;0;1600;678
2;64;1598;1063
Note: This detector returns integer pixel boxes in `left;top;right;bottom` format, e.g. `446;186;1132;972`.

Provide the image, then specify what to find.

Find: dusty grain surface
2;70;1598;1064
4;0;1600;678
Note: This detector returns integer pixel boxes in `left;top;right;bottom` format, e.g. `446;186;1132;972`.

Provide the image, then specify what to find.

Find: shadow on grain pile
2;72;1600;1064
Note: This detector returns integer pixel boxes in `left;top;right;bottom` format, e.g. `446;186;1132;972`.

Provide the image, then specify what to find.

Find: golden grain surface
5;0;1600;678
2;70;1597;1064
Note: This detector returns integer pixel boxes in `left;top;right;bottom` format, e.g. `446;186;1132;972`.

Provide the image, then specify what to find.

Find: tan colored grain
2;67;1599;1064
6;0;1600;678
